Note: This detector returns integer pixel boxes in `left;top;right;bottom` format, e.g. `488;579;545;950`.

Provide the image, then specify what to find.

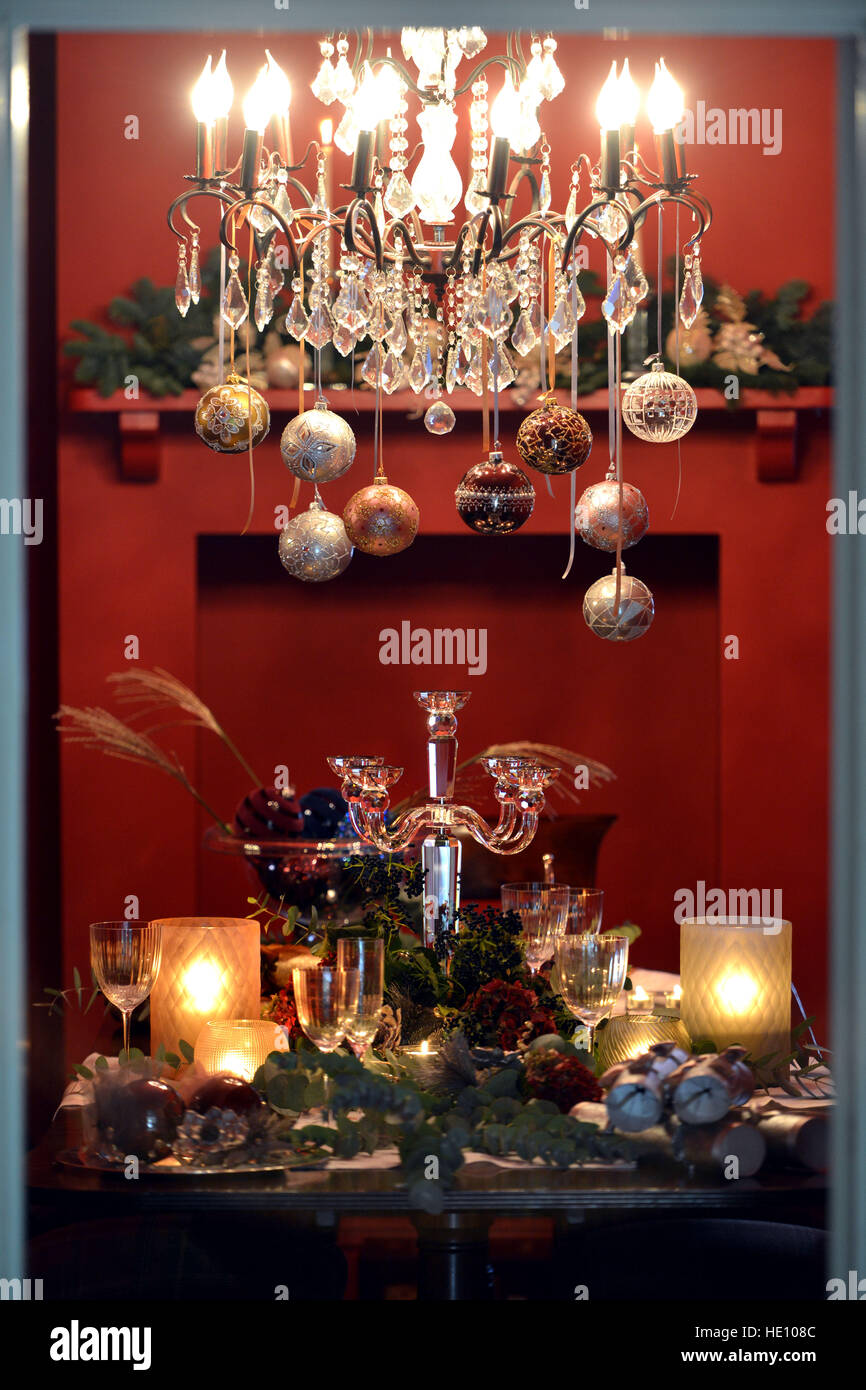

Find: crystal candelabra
328;690;558;960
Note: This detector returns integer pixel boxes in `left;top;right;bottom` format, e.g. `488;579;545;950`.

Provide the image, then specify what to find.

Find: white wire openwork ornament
621;359;698;444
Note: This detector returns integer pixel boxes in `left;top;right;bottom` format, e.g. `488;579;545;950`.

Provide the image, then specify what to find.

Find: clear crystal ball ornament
621;360;698;443
424;401;456;435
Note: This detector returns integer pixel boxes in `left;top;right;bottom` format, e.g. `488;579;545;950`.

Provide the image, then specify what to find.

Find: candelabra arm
452;801;534;853
349;802;430;853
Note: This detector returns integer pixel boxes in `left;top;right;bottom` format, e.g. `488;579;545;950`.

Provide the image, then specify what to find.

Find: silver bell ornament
621;359;697;444
280;397;356;483
583;564;654;642
278;496;353;583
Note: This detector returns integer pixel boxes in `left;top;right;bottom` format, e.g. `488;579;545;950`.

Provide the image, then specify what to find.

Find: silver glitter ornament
583;565;654;642
278;497;353;583
280;397;357;483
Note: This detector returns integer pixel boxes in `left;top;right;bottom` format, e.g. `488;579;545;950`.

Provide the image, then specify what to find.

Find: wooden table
29;1124;826;1301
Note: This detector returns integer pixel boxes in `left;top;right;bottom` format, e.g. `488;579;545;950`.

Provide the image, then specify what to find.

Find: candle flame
647;57;684;134
320;118;333;146
717;971;759;1014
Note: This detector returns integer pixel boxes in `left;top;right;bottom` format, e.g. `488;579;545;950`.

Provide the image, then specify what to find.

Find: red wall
53;32;834;1051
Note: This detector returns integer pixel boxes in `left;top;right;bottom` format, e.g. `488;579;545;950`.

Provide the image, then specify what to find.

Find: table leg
412;1212;494;1301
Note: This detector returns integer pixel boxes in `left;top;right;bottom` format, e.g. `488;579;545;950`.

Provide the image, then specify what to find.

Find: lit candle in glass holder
661;983;682;1012
626;985;653;1015
149;917;261;1058
680;917;792;1059
196;1019;288;1081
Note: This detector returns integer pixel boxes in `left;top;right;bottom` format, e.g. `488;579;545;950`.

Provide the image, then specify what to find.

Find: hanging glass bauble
424;401;455;435
576;479;649;552
583;565;654;642
278;498;353;583
343;478;420;556
455;452;535;535
516;400;593;476
194;374;270;453
621;360;697;443
279;399;356;483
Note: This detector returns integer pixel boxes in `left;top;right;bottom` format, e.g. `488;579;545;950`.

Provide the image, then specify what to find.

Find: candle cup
195;122;214;181
195;1018;288;1082
600;128;620;191
653;129;679;187
485;136;511;201
149;917;261;1059
349;129;375;193
240;128;263;193
680;917;792;1064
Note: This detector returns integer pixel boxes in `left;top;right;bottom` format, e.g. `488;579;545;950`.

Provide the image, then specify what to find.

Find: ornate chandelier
168;29;713;640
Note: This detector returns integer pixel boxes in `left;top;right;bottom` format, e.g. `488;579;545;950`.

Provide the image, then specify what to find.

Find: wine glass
89;920;163;1058
555;933;629;1054
336;938;384;1060
292;966;358;1054
501;883;570;976
563;888;605;936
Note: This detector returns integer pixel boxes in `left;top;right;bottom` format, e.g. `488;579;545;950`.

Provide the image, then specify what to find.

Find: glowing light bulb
595;60;622;130
618;58;640;125
375;52;403;123
411;103;463;224
490;71;521;142
353;62;381;133
191;55;214;123
320;117;333;146
211;51;234;120
183;959;224;1011
264;49;291;114
716;971;759;1015
647;57;684;133
243;64;275;133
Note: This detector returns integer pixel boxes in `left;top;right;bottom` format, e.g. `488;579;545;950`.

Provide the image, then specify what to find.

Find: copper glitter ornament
194;373;270;453
278;497;353;583
455;451;535;535
515;400;593;476
621;360;697;443
583;565;654;642
343;477;420;556
280;397;357;483
576;479;649;552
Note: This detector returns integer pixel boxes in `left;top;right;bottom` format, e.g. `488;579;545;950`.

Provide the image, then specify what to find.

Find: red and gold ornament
455;451;535;535
194;373;270;453
576;478;649;552
343;476;420;556
516;399;592;476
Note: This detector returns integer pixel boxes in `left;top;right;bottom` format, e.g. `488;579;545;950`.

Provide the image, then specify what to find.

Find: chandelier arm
498;212;565;254
218;197;300;275
685;189;713;237
349;28;367;79
630;191;708;250
166;186;234;239
470;205;505;276
559;196;636;272
275;140;320;178
344;196;384;270
383;219;433;271
451;51;523;99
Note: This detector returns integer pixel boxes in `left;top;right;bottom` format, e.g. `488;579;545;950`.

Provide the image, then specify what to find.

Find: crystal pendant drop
565;185;578;232
249;200;276;234
286;295;310;340
624;252;649;306
221;263;249;329
331;322;357;357
511;308;537;357
333;279;371;334
693;256;704;308
311;57;337;106
254;273;274;331
272;182;294;225
188;246;201;306
679;255;704;328
602;261;637;334
539;168;552;215
305;303;334;349
568;277;587;321
381;349;406;394
585;202;628;250
454;340;470;386
464;342;484;396
408;348;429;394
384;170;416;218
548;295;576;350
266;251;284;297
464;178;487;218
476;285;511;340
489;343;516;390
495;265;520;304
425;400;456;434
175;258;191;318
385;310;407;355
367;298;392;344
333;55;355;103
373;190;386;237
361;343;383;386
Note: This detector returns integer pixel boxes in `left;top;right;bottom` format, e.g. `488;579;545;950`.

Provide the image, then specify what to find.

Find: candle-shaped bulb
211;51;233;120
490;71;521;141
353;61;381;133
191;55;214;123
647;57;684;133
618;57;640;126
264;49;292;114
595;60;622;129
243;64;275;132
320;117;333;146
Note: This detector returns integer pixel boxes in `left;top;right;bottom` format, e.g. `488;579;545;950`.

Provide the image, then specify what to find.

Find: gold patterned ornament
280;397;357;483
711;285;792;375
621;359;697;444
343;478;420;556
516;400;593;476
194;373;270;453
576;477;649;552
278;497;353;583
583;565;654;642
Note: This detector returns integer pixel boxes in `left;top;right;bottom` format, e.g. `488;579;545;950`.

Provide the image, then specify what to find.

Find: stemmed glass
292;966;359;1054
336;938;384;1060
89;920;163;1058
563;888;605;936
555;933;629;1054
501;883;571;976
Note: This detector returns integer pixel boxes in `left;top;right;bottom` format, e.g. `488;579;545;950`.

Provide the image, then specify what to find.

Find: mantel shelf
63;386;832;483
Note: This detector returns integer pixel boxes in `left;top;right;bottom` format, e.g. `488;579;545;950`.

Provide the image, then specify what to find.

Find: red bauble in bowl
96;1077;186;1162
234;785;305;838
188;1074;264;1117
